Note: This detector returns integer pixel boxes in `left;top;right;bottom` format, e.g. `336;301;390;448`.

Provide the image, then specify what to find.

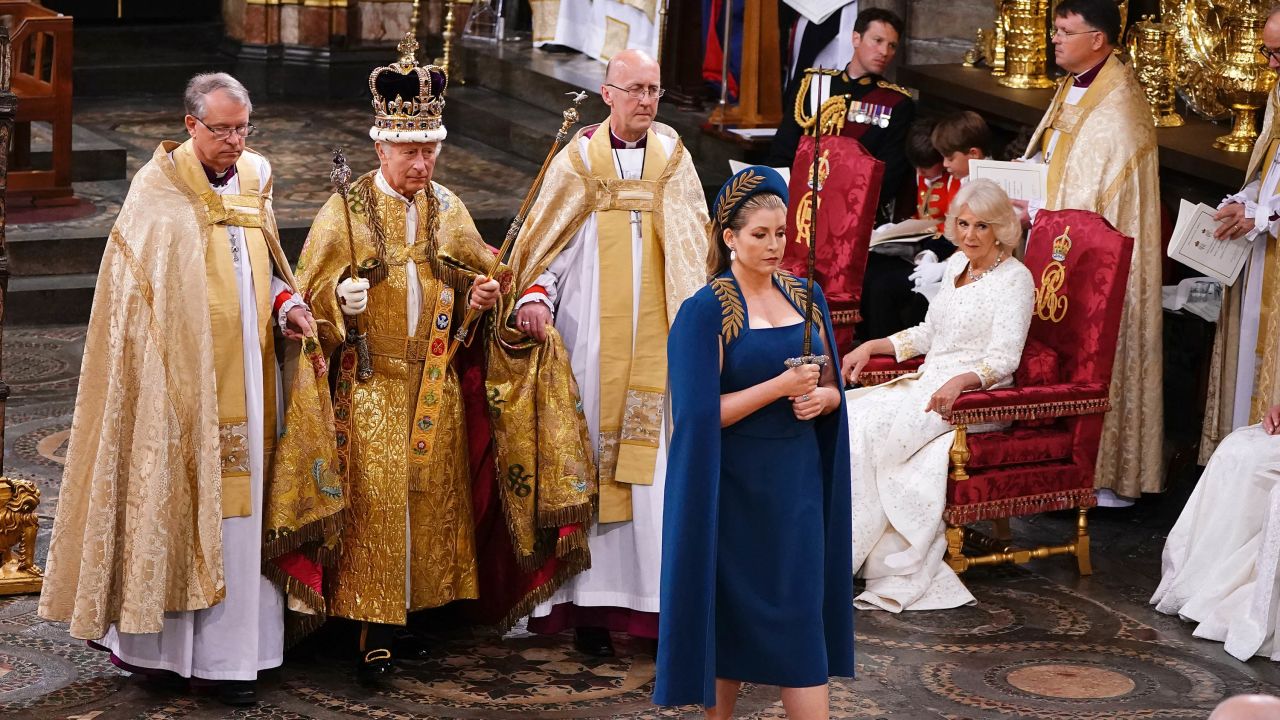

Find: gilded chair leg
992;517;1012;543
944;523;968;573
1075;507;1092;576
948;424;970;482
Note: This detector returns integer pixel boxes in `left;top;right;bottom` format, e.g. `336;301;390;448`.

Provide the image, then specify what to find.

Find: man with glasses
1202;6;1280;467
1019;0;1164;507
506;48;709;658
39;72;318;706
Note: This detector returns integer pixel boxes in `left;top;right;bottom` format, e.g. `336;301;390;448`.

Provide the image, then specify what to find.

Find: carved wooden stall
1;1;72;201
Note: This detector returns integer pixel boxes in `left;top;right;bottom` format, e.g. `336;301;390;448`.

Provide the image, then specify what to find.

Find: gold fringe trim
944;487;1097;526
262;511;344;566
261;561;329;649
860;369;911;386
495;525;592;632
951;396;1110;426
537;502;594;529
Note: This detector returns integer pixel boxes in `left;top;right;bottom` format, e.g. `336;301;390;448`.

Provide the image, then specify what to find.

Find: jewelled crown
368;32;447;143
1051;226;1073;262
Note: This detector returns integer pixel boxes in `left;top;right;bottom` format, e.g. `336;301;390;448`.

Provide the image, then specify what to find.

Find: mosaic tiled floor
3;325;1280;718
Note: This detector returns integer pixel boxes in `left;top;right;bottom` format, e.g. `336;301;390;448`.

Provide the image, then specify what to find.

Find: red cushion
966;425;1073;470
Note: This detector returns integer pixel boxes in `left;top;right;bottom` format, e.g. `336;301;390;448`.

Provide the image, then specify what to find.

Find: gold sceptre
441;89;589;365
330;148;374;381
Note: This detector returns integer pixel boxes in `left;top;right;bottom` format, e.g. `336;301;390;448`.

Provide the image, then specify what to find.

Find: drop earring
729;247;737;261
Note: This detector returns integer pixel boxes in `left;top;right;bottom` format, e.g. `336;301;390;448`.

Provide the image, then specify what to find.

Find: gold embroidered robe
1201;87;1280;461
37;142;333;640
1023;55;1165;496
295;173;495;624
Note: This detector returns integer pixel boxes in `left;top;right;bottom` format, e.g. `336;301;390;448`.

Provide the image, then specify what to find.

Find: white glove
337;277;370;316
909;257;946;289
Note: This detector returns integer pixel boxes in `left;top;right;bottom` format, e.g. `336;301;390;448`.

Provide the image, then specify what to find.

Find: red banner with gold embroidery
782;134;883;354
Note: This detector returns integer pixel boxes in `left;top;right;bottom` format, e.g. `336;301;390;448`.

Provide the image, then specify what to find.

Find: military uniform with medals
768;68;915;224
769;68;919;340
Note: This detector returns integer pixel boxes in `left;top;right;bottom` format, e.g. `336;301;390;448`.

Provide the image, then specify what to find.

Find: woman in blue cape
654;165;854;717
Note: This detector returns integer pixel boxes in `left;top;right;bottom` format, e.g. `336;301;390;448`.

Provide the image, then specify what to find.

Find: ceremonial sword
788;68;828;370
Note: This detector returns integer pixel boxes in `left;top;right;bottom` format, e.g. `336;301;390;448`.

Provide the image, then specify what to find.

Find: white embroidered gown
1152;424;1280;661
848;252;1033;612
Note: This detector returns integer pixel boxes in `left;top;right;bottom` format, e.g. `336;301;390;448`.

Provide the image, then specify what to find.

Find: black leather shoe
215;680;257;707
573;627;615;658
357;648;394;686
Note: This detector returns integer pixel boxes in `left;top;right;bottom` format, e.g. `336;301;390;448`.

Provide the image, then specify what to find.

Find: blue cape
653;271;854;707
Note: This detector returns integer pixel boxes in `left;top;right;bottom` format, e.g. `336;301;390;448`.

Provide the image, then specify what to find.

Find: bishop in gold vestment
1022;7;1163;500
509;50;709;651
292;37;502;677
1202;10;1280;460
38;75;340;705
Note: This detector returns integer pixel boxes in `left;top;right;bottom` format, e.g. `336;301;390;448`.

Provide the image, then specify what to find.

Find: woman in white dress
841;180;1034;612
1151;403;1280;661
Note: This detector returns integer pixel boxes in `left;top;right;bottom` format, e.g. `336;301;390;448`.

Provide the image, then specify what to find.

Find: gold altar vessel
997;0;1054;89
1214;9;1276;152
1127;15;1184;127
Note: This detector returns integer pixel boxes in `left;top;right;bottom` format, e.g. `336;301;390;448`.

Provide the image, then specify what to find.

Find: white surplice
523;130;676;616
1152;424;1280;661
532;0;658;62
102;153;292;680
848;252;1033;612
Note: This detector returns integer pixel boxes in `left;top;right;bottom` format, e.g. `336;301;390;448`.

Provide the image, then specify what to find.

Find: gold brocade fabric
171;140;274;518
587;125;670;522
294;175;493;624
502;122;709;339
1024;56;1165;496
264;339;345;643
1255;238;1280;420
486;324;597;569
485;121;707;570
1202;89;1280;461
38;142;300;640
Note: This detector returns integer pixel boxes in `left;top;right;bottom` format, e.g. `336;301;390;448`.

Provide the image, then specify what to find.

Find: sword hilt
785;354;828;368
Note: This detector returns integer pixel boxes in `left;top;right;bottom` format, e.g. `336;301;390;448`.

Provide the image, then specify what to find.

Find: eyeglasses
605;83;666;100
1051;27;1102;39
1260;44;1280;63
194;116;257;139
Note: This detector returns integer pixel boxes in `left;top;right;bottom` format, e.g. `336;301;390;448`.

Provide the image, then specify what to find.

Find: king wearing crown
292;33;505;683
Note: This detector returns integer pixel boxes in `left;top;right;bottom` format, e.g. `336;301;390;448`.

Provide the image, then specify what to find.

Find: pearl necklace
966;250;1005;283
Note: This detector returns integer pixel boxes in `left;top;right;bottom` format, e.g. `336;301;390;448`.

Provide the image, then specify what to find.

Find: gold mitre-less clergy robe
295;173;496;624
1202;86;1280;460
1023;55;1165;497
38;141;324;639
499;121;709;524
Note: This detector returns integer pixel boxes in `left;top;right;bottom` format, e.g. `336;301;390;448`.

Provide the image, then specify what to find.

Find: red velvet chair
782;134;883;354
857;209;1133;575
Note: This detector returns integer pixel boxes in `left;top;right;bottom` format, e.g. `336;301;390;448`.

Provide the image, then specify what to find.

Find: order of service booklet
967;159;1048;204
1167;198;1251;286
